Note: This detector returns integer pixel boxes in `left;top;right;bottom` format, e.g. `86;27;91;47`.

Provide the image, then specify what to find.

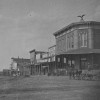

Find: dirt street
0;76;100;100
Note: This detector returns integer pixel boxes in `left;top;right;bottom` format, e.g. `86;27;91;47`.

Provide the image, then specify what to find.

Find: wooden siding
56;34;66;54
93;29;100;49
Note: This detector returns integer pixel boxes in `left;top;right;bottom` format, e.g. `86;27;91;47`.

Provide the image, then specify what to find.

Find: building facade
29;46;56;75
29;49;49;75
11;57;31;76
54;21;100;71
48;45;56;73
3;69;11;76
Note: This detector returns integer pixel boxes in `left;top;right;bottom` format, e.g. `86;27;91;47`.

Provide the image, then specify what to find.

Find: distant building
29;49;49;75
54;21;100;70
11;57;31;76
3;69;11;76
48;45;56;73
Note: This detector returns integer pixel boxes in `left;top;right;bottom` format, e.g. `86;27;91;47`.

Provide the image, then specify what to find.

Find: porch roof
57;48;100;55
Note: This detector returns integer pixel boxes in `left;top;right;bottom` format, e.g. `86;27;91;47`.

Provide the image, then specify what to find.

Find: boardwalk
0;76;100;100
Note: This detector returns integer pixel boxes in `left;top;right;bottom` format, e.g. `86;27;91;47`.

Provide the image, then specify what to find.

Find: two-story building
54;21;100;71
48;45;56;73
29;49;49;75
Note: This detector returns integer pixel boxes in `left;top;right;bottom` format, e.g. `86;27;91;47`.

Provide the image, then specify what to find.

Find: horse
74;69;82;80
68;69;82;80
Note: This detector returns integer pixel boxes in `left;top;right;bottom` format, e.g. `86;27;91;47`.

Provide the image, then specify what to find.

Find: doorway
80;57;88;69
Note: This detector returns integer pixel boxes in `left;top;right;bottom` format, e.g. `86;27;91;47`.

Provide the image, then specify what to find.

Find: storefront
55;48;100;71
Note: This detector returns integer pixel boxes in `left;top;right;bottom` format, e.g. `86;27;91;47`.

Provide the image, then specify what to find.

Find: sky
0;0;100;70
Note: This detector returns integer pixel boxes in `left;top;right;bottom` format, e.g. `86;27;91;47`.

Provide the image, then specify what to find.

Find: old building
29;49;49;75
48;45;56;73
29;47;57;75
54;21;100;71
3;69;11;76
11;57;31;76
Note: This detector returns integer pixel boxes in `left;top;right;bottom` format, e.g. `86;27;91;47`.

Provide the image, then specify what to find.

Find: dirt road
0;76;100;100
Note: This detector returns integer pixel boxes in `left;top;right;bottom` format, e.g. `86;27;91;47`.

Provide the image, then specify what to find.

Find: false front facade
11;57;31;76
29;49;49;75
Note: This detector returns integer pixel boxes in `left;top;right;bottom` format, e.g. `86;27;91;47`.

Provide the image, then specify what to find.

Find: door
80;58;88;70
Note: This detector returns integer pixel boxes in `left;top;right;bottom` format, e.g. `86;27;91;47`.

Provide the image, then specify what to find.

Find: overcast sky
0;0;100;70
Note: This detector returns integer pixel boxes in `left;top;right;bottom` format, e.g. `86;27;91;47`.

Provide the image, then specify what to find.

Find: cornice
53;21;100;37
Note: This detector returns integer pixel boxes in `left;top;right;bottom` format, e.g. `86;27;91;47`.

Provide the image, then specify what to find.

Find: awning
57;48;100;55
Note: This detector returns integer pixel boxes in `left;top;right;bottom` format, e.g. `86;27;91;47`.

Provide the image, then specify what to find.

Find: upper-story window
58;58;60;62
67;32;74;49
64;58;66;63
78;29;88;47
71;34;74;48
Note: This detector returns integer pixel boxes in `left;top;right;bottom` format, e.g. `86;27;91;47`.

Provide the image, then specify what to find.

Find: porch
56;48;100;70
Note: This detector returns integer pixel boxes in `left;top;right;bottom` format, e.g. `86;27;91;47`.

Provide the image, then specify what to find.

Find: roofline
48;45;56;49
29;49;48;54
53;21;100;37
29;49;35;53
36;51;48;54
11;57;30;60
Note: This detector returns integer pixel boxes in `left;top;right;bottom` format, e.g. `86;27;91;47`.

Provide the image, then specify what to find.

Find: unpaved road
0;76;100;100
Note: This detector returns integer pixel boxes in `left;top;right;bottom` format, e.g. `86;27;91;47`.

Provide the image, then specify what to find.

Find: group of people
68;68;82;79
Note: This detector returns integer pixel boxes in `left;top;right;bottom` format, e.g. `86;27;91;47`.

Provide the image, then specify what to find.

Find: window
58;58;60;62
68;60;71;66
84;32;87;46
67;33;74;49
67;36;70;49
78;29;88;47
53;56;55;61
81;33;84;46
71;34;74;48
72;60;75;65
64;58;66;63
78;33;81;46
81;58;87;69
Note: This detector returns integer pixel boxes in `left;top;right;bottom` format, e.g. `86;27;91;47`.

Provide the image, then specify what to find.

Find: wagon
81;70;100;81
69;69;100;81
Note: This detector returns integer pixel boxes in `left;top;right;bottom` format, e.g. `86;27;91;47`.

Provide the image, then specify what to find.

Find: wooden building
29;49;49;75
3;69;11;76
48;45;56;73
54;21;100;71
11;57;31;76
